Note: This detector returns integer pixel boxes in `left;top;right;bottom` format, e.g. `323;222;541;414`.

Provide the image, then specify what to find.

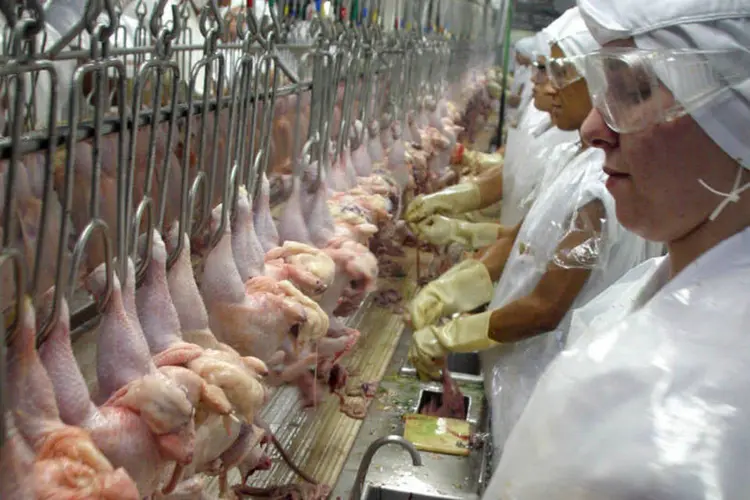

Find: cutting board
403;414;472;457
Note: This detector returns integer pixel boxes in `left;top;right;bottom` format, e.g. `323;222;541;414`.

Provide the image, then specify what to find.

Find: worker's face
580;39;750;243
516;52;531;67
548;45;592;131
532;55;554;112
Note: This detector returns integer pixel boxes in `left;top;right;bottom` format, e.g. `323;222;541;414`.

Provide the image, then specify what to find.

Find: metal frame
0;0;504;452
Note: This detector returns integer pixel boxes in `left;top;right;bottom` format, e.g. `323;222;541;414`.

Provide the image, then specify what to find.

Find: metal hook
68;219;114;314
0;0;16;28
235;12;248;40
187;172;208;239
21;0;45;38
98;0;119;39
199;0;224;38
0;248;26;344
246;7;259;37
136;0;148;22
268;0;283;38
150;0;172;39
130;198;154;283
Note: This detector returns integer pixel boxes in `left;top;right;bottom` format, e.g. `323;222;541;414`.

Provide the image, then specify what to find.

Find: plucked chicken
10;296;140;499
39;266;196;496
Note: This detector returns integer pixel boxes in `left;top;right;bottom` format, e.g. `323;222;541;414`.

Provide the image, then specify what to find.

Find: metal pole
490;0;513;151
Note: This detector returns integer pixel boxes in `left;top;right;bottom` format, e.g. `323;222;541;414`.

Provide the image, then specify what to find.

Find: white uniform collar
632;225;750;311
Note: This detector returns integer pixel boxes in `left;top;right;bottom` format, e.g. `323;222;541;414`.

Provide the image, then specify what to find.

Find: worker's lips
603;167;631;192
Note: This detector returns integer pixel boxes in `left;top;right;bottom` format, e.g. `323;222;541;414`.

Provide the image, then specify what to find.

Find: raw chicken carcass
264;241;336;298
277;175;314;246
84;264;195;437
0;414;35;499
254;172;280;252
328;147;354;193
200;205;309;364
367;120;386;165
10;297;140;499
40;279;194;496
324;237;379;317
300;160;337;248
244;276;329;352
232;185;267;279
14;155;73;299
165;225;239;355
135;230;268;424
385;125;411;191
165;224;271;375
350;120;373;177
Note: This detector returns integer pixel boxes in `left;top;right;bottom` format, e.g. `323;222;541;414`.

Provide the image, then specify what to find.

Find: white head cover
577;0;750;169
552;7;600;57
539;7;579;55
515;36;539;58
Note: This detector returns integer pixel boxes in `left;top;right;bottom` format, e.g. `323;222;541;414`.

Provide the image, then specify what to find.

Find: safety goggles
548;55;585;90
531;59;547;83
577;47;750;134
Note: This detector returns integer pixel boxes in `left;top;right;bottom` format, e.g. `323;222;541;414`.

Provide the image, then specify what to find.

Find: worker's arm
406;221;521;329
479;221;522;280
476;167;504;208
412;216;518;250
406;165;503;222
487;200;604;343
408;201;605;380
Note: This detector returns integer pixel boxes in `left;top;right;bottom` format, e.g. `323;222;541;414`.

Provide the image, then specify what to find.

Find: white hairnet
534;35;550;57
578;0;750;168
515;36;538;58
553;7;600;57
539;7;579;54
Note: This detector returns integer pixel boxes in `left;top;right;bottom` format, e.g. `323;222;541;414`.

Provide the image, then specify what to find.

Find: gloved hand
487;81;503;100
413;215;501;249
407;259;494;330
409;311;497;380
405;183;482;223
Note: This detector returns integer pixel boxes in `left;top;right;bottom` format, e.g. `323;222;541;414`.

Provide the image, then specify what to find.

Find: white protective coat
480;144;654;464
500;124;578;227
485;226;750;499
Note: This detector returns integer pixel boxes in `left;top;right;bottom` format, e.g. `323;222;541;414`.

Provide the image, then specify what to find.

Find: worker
404;9;583;247
484;0;750;497
506;38;535;110
406;7;658;461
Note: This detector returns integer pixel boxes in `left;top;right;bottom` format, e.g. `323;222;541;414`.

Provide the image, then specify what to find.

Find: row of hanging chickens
0;66;499;499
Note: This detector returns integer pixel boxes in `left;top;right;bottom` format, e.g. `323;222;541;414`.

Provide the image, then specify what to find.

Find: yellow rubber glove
414;215;501;249
407;259;494;330
487;81;503;100
405;183;482;223
409;311;497;380
462;150;504;173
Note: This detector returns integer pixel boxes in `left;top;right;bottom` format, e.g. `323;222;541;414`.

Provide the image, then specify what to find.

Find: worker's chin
534;102;554;113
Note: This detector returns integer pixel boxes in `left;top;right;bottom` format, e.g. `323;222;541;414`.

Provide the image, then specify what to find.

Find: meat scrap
234;483;332;500
373;288;403;308
419;369;467;420
338;395;368;419
377;259;406;278
346;381;379;399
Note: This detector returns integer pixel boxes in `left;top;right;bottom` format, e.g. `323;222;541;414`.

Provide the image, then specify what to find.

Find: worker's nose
581;108;619;150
